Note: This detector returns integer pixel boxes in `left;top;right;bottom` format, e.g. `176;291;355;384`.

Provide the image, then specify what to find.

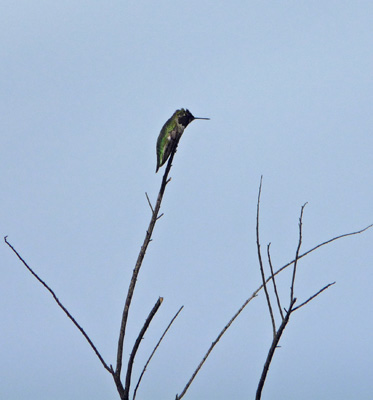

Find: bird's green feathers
155;108;208;173
156;111;180;172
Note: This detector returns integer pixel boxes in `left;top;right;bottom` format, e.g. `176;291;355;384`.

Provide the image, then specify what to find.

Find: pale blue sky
1;2;372;399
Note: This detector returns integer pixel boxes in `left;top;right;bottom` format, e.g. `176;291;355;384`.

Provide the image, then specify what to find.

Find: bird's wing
156;119;177;171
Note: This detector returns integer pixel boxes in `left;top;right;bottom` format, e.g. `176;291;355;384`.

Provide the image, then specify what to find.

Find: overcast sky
1;2;372;399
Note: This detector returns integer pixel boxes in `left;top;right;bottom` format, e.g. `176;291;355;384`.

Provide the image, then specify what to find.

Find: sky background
1;1;372;399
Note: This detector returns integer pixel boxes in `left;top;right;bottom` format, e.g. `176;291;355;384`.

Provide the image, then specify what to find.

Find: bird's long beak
194;117;210;120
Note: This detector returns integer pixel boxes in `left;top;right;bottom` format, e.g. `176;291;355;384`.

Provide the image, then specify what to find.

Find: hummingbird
156;108;209;172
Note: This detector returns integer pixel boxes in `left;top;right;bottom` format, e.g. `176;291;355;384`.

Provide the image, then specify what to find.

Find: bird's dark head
176;108;209;128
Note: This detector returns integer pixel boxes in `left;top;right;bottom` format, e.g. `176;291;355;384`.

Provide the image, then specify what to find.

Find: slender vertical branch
256;176;276;337
267;243;284;320
115;143;179;383
133;305;184;400
123;297;163;399
290;203;307;303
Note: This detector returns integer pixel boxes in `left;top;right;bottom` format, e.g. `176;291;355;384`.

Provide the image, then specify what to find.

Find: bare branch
123;297;163;399
4;236;111;373
256;298;296;400
256;176;276;337
175;222;372;399
290;203;307;303
115;143;179;382
267;243;284;320
293;282;336;311
133;305;184;400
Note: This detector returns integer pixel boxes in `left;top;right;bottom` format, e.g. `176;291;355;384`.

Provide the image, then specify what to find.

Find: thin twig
256;176;276;337
115;142;179;386
293;282;336;311
290;203;307;302
4;236;111;373
274;223;373;282
145;192;154;214
175;288;260;400
123;297;163;399
133;305;184;400
267;243;284;320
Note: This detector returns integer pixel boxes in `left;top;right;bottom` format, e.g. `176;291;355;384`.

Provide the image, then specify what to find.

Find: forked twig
176;221;371;400
256;280;335;400
176;218;370;400
176;178;372;400
256;201;333;399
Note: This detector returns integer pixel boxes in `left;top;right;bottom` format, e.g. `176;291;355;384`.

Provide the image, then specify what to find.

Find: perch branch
115;142;180;384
